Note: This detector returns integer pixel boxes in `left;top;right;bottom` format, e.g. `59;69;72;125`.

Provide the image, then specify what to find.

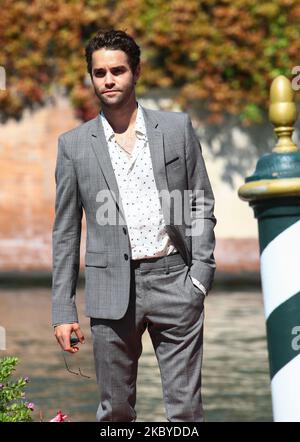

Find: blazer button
124;253;129;260
123;227;127;235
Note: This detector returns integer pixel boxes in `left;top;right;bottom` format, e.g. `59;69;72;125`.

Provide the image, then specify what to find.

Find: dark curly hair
85;29;141;77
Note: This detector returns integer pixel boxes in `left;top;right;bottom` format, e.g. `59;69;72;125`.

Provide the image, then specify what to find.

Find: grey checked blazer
52;105;216;325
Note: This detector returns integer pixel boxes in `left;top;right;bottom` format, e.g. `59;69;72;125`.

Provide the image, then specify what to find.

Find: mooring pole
238;75;300;421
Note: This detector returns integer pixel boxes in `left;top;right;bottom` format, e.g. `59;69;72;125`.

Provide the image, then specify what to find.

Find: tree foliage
0;0;299;124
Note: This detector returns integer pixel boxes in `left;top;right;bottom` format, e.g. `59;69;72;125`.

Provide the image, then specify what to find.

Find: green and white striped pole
239;75;300;422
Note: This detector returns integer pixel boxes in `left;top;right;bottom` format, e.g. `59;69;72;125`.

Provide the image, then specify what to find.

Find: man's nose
105;72;115;86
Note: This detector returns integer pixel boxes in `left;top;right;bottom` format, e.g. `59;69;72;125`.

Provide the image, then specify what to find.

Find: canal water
0;287;272;422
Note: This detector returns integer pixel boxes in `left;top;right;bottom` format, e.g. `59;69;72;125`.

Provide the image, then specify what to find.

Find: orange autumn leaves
1;0;300;125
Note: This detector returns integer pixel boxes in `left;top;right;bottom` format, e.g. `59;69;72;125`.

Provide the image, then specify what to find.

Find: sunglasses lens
70;337;80;347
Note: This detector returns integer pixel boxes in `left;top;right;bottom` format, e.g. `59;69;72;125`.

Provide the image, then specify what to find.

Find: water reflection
0;288;272;422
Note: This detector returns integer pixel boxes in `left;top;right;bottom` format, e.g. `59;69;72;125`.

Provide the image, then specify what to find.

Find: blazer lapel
140;105;169;194
140;106;178;219
141;106;191;267
90;115;126;223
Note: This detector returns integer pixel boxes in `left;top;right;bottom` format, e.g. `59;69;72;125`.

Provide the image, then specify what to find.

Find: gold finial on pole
269;75;298;153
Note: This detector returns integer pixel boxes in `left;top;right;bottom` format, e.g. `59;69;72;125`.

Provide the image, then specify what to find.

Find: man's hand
54;323;85;354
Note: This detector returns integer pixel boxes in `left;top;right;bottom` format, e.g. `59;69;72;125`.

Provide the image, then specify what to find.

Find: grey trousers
90;252;205;422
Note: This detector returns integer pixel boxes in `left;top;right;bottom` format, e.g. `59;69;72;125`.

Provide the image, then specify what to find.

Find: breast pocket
165;156;182;168
165;156;187;191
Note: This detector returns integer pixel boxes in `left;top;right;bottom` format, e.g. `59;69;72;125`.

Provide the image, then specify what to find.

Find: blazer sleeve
52;135;83;326
184;114;217;293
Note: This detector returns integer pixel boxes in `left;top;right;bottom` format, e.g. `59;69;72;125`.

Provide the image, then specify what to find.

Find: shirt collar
100;102;146;142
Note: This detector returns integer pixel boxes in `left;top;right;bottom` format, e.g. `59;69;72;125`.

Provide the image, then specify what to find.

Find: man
52;29;216;422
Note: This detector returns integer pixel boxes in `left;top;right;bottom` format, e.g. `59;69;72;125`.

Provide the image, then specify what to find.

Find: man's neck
101;99;138;134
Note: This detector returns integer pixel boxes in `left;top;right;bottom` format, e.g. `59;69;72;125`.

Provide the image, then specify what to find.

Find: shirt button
124;253;129;260
123;227;127;235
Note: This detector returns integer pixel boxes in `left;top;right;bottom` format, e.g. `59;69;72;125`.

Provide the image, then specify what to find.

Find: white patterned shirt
100;102;206;295
100;102;177;260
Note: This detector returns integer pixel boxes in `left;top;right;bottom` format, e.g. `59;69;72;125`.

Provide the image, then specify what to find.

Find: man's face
91;48;140;108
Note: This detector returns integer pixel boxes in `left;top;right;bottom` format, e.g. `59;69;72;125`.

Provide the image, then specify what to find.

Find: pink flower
27;402;35;411
50;410;69;422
